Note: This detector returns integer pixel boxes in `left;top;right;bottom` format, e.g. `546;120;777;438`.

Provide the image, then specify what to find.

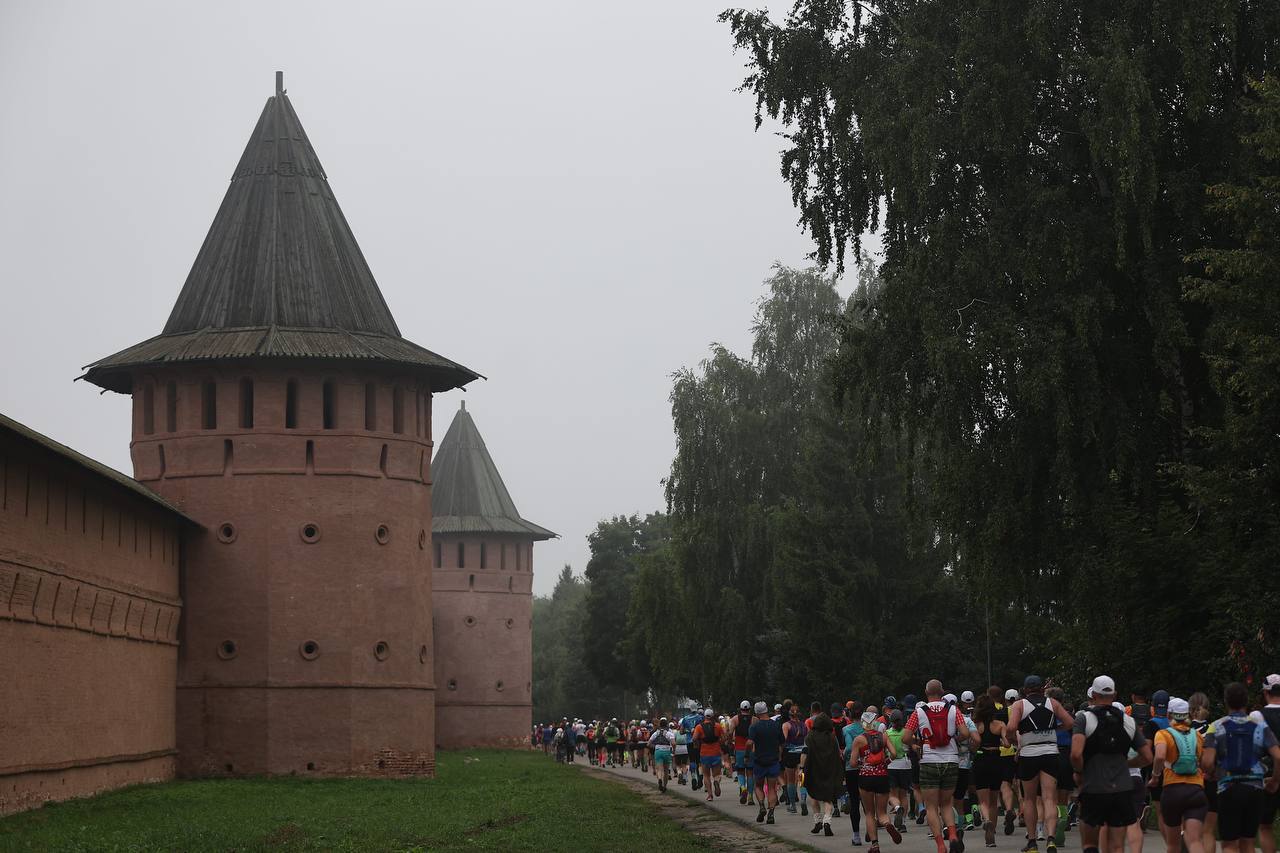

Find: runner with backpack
1070;676;1151;853
1256;674;1280;853
843;701;869;845
851;716;906;853
1202;681;1280;853
692;707;725;802
649;717;675;792
1148;696;1208;853
1006;676;1078;853
783;702;810;815
903;680;977;853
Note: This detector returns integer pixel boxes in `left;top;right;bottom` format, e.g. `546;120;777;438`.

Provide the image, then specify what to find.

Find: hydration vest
1018;695;1058;748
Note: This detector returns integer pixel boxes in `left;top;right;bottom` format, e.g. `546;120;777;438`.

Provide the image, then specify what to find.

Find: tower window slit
165;381;177;432
393;387;404;434
457;541;465;569
201;381;217;429
365;383;377;430
322;380;336;429
285;380;298;429
142;384;155;435
239;378;254;429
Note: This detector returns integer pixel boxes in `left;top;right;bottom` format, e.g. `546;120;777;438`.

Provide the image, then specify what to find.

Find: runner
674;719;692;785
904;679;976;853
1000;687;1021;835
1142;690;1171;829
681;706;705;791
574;718;587;759
783;701;810;815
693;707;725;802
637;718;651;772
603;718;621;767
802;711;846;837
1047;687;1075;847
832;702;852;819
1255;674;1280;853
731;700;756;805
748;700;785;824
972;694;1008;847
1006;675;1076;853
1202;681;1280;853
843;700;868;845
650;717;675;792
1187;692;1217;845
594;720;608;766
1149;697;1208;853
1069;676;1150;853
887;709;913;834
955;693;979;836
851;712;905;853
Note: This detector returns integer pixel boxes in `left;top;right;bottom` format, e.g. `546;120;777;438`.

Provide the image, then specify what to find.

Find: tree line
532;3;1280;723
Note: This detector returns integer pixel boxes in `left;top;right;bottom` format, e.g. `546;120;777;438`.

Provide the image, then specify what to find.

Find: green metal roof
82;72;478;395
0;412;199;526
430;402;554;540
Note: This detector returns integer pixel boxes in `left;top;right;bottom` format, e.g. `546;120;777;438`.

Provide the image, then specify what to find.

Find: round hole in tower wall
418;530;427;550
217;639;238;660
505;618;514;629
374;641;390;661
419;644;428;664
217;523;237;544
447;678;457;691
495;680;505;692
464;616;476;627
300;523;321;544
299;640;320;660
306;762;315;771
375;524;391;545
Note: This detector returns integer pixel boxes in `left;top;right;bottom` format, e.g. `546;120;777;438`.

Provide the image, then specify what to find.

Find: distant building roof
431;402;554;540
83;72;478;395
0;412;198;525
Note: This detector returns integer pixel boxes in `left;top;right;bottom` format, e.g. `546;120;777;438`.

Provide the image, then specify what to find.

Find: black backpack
1084;706;1131;757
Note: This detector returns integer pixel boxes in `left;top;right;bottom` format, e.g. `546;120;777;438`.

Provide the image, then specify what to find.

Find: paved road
593;760;1171;853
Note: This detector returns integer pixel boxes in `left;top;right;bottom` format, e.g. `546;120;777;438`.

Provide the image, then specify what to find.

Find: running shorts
1000;755;1017;783
754;759;782;779
1079;790;1137;828
1056;748;1076;791
973;756;1003;791
889;768;914;791
953;768;971;800
700;754;723;768
910;748;921;785
654;747;673;765
1017;752;1059;782
1160;783;1209;827
783;750;803;769
1131;775;1147;816
1260;787;1279;824
735;749;753;771
1217;784;1264;842
860;774;891;794
919;762;959;791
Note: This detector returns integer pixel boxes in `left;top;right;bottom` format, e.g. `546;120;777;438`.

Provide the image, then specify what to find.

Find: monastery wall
0;434;183;815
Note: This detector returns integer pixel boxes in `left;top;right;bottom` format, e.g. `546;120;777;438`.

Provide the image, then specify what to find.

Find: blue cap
1152;689;1170;714
884;695;898;709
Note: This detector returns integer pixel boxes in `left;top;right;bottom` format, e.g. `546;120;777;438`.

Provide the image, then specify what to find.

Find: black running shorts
1017;752;1059;782
1217;784;1264;842
1159;783;1208;827
1078;790;1137;828
973;756;1003;791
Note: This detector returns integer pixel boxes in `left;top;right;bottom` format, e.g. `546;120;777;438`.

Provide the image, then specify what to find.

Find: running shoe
852;830;863;846
1004;811;1016;836
885;822;903;845
813;821;824;835
825;823;835;837
1021;838;1037;853
767;809;776;825
984;820;996;847
802;802;809;816
714;779;721;798
869;844;882;853
740;790;748;805
1036;823;1045;841
1045;841;1057;853
918;807;928;825
757;806;767;823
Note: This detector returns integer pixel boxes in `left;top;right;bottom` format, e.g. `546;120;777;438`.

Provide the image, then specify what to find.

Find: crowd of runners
534;674;1280;853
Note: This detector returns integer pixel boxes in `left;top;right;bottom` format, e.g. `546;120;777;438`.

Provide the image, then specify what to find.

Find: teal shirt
842;722;865;770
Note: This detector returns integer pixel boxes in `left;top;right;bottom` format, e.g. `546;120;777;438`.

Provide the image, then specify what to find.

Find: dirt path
580;763;812;852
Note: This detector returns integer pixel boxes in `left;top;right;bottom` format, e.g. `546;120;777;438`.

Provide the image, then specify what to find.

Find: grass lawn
0;750;711;852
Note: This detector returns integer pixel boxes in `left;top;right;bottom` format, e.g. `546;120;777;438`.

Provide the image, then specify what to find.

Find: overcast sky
0;1;864;595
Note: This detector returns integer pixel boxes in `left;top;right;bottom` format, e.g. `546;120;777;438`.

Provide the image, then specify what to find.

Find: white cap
1264;673;1280;693
704;707;714;717
754;701;768;715
1004;688;1019;701
740;700;751;710
774;703;782;712
1090;675;1117;697
1168;697;1190;716
943;693;957;704
960;690;975;703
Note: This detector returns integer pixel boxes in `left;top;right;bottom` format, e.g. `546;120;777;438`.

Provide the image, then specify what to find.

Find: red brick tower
81;73;477;777
430;402;553;748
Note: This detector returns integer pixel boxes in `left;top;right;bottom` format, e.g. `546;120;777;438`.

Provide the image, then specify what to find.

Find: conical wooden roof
431;402;554;540
83;73;477;394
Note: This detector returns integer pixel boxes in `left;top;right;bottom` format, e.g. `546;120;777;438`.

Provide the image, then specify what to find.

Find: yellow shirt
1155;724;1203;787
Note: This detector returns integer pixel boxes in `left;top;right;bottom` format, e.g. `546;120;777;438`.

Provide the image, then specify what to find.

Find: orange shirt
1155;725;1203;787
695;721;725;757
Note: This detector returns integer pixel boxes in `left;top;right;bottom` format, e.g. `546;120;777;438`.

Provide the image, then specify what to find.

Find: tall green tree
719;1;1280;689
